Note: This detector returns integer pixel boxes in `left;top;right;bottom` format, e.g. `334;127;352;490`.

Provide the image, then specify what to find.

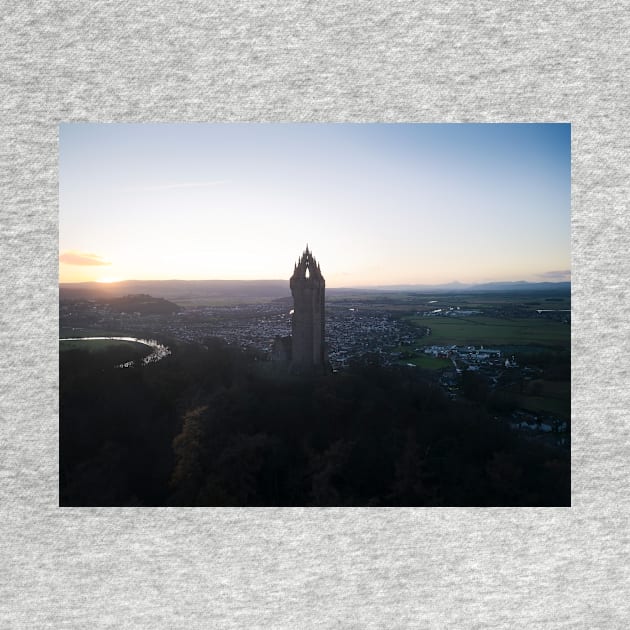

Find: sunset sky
59;123;570;287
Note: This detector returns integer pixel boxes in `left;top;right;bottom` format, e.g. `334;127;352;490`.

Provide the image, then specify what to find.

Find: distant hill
329;281;571;294
60;279;291;302
103;294;180;315
467;281;570;292
60;279;570;303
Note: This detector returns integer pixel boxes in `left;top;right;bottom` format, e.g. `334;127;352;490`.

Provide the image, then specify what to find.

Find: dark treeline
60;341;569;506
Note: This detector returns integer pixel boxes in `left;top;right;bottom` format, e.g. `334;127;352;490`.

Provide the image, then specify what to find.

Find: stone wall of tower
290;247;326;371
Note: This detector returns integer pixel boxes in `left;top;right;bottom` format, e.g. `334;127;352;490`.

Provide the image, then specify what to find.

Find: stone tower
290;245;326;371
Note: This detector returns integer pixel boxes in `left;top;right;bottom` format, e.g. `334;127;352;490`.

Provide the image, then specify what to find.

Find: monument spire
289;245;326;372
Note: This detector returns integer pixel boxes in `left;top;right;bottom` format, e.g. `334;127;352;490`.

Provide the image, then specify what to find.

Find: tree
170;405;209;505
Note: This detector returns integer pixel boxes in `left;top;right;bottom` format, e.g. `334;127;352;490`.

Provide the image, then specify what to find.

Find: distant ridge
60;278;570;302
351;281;571;293
59;279;291;301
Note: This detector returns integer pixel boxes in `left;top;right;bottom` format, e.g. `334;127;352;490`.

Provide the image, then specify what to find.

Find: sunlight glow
59;123;570;287
96;276;123;284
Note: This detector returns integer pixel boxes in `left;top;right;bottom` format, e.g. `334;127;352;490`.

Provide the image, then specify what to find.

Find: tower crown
289;246;326;371
291;245;324;282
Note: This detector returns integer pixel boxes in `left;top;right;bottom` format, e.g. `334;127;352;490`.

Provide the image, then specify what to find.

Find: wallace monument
272;246;326;372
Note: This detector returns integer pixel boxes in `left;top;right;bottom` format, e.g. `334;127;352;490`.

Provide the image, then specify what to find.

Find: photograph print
59;123;571;506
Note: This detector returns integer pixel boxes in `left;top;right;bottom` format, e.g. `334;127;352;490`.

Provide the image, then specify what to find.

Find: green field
515;394;570;418
513;380;570;418
328;290;571;313
402;355;453;370
407;316;569;348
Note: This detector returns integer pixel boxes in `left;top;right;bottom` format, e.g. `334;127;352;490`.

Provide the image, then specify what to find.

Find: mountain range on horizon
59;278;570;302
361;280;571;292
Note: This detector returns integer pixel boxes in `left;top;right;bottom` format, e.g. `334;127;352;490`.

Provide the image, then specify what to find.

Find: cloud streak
60;251;112;266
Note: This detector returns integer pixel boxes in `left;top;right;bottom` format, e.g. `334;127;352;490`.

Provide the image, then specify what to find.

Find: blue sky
59;123;570;286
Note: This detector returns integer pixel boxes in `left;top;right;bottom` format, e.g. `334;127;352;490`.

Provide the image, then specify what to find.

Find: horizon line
59;278;571;287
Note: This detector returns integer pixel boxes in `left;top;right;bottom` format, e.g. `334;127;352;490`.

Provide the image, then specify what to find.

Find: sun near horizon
59;242;571;287
94;276;123;284
59;265;571;287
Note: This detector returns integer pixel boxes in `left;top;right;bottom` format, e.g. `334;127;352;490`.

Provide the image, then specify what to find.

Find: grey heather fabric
1;2;629;628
